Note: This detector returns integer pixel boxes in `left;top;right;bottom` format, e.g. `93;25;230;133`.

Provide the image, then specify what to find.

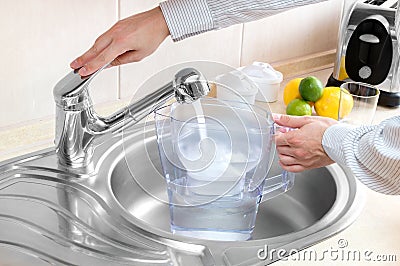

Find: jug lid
240;62;283;85
215;70;258;96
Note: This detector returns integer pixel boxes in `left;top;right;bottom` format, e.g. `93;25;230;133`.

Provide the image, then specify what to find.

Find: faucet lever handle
53;64;108;102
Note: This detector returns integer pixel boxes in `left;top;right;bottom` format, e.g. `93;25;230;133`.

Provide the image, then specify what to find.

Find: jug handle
260;170;295;202
260;124;295;203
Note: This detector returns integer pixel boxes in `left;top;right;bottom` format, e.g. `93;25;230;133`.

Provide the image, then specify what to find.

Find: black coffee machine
327;0;400;107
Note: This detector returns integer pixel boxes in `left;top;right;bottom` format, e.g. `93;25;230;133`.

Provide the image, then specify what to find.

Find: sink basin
0;122;364;265
111;129;337;239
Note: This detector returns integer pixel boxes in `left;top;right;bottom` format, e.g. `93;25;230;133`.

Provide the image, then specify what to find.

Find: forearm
322;116;400;195
160;0;328;41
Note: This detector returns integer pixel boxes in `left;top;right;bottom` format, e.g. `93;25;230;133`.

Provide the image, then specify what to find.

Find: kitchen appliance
327;0;400;107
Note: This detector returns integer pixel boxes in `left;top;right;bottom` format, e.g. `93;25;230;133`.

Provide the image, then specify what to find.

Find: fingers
72;39;126;76
70;35;113;71
69;7;170;76
277;153;298;165
277;150;310;173
275;137;304;172
275;130;303;147
275;131;310;172
275;132;288;146
81;43;127;76
69;32;146;76
109;50;145;66
273;114;337;172
278;160;306;173
274;114;313;128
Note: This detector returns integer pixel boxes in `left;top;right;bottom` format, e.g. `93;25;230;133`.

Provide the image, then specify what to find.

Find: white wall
240;0;343;65
0;0;343;128
0;0;119;127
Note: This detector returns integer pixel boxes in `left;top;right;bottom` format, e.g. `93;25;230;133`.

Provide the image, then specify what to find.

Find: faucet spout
53;66;209;171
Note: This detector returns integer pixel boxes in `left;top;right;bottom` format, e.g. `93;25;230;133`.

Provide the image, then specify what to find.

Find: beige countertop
0;66;399;266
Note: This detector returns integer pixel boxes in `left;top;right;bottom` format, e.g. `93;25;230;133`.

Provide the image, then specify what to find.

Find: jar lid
215;70;258;96
240;62;283;84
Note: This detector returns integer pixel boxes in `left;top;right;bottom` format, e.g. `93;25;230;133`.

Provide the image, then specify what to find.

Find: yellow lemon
283;78;303;106
338;56;349;81
315;87;353;119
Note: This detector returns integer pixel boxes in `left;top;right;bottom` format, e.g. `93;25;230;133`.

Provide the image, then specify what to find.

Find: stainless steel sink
0;122;364;265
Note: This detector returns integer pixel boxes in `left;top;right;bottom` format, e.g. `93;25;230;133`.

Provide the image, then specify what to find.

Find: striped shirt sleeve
322;116;400;195
159;0;328;41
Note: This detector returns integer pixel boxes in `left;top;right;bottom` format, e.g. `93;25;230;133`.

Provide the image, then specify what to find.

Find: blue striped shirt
323;117;400;195
160;0;327;41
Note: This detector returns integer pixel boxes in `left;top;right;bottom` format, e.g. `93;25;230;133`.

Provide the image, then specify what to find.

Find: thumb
273;114;313;129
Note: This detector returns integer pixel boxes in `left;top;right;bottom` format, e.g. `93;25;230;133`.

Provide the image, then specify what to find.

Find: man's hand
70;7;170;76
274;114;337;172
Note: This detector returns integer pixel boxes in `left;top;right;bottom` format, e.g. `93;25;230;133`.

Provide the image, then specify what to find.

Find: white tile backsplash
0;0;341;128
0;0;118;127
240;0;343;66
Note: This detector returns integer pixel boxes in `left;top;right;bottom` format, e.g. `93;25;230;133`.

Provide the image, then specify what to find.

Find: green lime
286;99;312;116
299;76;324;102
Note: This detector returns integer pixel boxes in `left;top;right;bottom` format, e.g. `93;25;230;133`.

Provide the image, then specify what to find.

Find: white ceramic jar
215;70;258;104
240;62;283;102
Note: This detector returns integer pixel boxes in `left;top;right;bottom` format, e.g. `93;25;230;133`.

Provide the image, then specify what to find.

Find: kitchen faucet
53;66;210;172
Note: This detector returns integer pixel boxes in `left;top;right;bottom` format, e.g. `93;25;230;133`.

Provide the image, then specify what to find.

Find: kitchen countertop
0;66;399;266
